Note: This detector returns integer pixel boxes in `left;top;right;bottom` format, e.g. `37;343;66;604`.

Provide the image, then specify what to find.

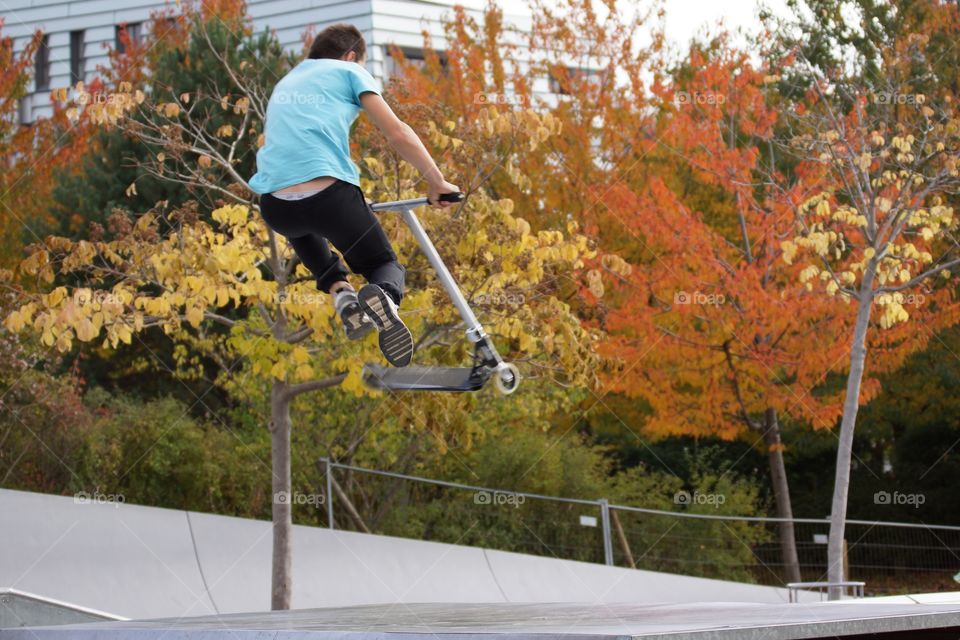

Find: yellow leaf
186;306;203;327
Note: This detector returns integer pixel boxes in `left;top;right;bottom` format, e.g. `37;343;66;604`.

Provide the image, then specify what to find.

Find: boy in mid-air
249;24;459;367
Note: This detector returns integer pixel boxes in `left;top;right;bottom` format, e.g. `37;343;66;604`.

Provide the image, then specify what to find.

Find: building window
385;46;447;79
548;66;601;96
115;22;143;54
70;30;85;85
35;34;50;91
19;95;32;125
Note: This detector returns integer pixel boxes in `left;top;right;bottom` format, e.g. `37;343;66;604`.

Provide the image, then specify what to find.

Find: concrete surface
0;590;122;629
3;600;960;640
0;488;821;620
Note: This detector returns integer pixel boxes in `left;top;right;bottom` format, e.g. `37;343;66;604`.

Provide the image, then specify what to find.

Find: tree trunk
827;270;875;600
762;408;801;584
270;380;293;610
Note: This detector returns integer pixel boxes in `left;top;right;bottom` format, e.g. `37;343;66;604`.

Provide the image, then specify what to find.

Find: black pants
258;179;405;304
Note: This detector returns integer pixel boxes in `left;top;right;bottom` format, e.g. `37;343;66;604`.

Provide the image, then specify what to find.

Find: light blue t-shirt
248;58;381;194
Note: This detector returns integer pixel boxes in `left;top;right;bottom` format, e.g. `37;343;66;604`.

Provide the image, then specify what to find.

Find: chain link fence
311;459;960;596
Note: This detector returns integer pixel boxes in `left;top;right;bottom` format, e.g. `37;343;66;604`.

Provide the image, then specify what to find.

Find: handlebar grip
432;192;465;204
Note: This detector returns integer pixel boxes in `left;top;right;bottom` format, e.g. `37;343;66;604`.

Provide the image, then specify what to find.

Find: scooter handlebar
370;192;465;213
430;192;465;205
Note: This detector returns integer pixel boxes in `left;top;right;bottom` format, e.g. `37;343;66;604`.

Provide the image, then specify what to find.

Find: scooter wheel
494;362;521;395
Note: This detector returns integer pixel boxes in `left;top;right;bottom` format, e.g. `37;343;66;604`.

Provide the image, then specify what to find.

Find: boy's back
249;59;380;195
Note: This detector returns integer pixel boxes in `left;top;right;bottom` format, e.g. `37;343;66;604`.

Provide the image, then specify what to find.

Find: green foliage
0;305;87;493
48;128;189;237
328;432;769;581
71;387;269;515
0;310;269;517
852;326;960;525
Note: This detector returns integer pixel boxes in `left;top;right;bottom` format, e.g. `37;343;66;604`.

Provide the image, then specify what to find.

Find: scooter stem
400;207;486;343
370;195;485;344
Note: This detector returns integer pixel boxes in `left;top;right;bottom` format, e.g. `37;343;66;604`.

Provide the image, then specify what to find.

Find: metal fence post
599;498;613;566
325;458;334;530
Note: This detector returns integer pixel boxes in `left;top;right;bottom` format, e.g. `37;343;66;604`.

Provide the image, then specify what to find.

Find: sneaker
357;284;414;367
333;288;376;341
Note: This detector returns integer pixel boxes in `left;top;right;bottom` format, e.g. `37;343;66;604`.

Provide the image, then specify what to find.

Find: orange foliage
0;25;94;267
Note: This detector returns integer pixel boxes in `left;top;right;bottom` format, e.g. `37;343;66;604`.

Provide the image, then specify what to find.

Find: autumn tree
0;22;95;265
585;38;864;583
782;40;960;597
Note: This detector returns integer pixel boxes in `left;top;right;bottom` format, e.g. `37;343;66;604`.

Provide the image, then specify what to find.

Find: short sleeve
347;65;381;106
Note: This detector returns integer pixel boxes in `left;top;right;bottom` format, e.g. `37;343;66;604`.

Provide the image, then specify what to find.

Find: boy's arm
360;92;460;208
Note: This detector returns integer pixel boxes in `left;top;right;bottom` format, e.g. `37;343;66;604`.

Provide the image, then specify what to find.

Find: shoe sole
340;300;376;341
357;285;413;367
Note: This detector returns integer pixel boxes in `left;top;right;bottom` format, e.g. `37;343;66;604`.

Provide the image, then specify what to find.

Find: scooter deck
362;364;489;392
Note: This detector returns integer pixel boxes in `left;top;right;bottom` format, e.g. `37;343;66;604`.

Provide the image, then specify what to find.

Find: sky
662;0;792;48
599;0;795;58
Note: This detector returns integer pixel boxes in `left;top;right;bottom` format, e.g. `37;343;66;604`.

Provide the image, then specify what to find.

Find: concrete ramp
4;601;960;640
188;511;507;610
0;489;217;618
0;590;121;629
0;488;817;621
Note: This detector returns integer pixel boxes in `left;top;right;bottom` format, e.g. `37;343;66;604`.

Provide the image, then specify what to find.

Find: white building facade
0;0;537;123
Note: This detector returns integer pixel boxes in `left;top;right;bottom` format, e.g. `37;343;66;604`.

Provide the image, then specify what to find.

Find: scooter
361;193;521;395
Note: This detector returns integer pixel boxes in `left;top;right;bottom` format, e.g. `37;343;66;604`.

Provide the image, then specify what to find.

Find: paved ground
4;600;960;640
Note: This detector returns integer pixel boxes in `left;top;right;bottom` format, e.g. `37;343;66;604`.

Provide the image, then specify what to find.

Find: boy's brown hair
308;24;366;61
